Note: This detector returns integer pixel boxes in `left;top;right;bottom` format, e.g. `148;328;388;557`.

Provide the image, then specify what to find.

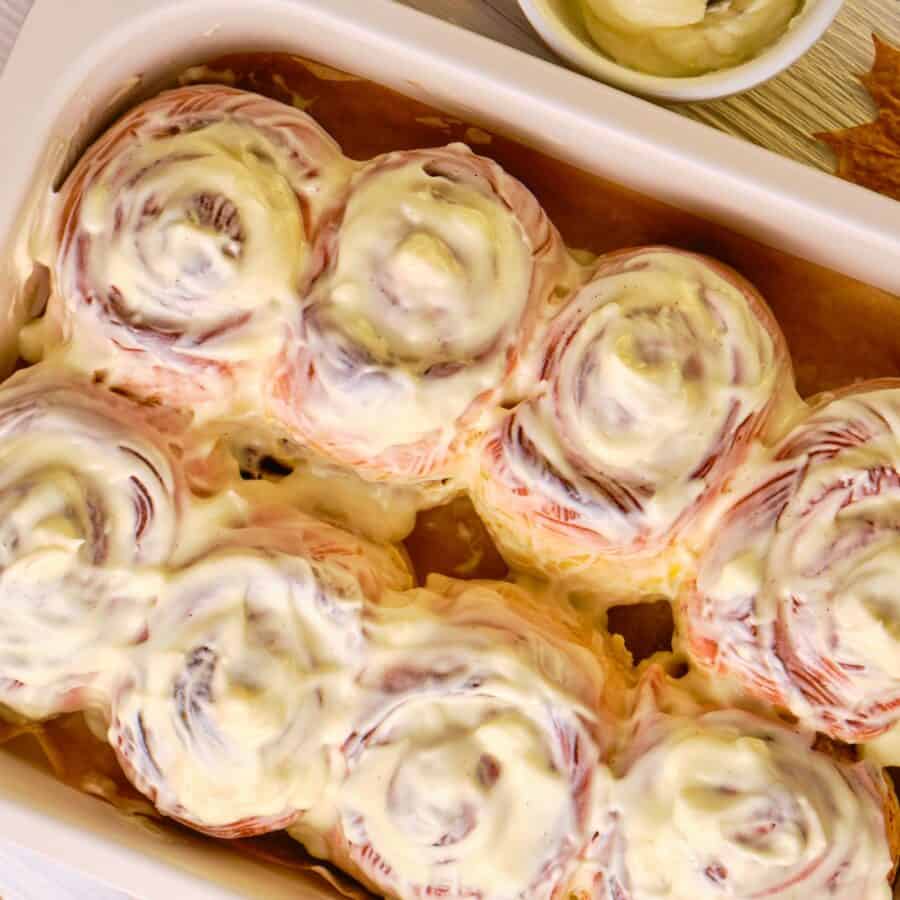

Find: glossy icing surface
602;679;893;899
685;383;900;743
272;144;566;483
298;580;610;899
109;514;410;838
37;86;351;419
0;372;182;720
472;247;795;598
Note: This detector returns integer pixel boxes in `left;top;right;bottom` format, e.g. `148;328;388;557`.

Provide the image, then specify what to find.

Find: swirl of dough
0;371;183;720
50;85;351;413
272;143;567;485
294;577;612;900
109;511;412;838
580;0;802;78
473;247;792;598
596;704;895;899
684;380;900;742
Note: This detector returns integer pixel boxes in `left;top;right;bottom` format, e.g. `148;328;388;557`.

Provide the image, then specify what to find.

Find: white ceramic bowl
517;0;845;101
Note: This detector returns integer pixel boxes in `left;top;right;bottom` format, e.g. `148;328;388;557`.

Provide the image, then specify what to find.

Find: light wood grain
397;0;900;172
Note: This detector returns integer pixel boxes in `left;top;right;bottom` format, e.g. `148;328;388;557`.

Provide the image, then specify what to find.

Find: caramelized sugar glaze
3;52;900;899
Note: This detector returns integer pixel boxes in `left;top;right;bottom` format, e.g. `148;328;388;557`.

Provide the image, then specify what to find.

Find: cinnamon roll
272;144;567;486
109;510;412;839
473;247;794;599
0;371;182;720
293;576;614;899
48;85;351;414
684;380;900;743
587;669;897;900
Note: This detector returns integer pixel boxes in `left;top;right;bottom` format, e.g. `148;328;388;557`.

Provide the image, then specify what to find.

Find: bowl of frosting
517;0;845;101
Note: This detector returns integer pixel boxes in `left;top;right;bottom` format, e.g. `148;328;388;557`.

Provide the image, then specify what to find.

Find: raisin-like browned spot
705;862;728;885
476;753;501;789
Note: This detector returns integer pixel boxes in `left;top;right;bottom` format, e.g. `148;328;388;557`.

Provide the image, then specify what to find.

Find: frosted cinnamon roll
0;371;183;720
47;85;351;415
473;247;793;599
588;670;897;900
109;511;411;838
272;143;567;486
294;576;613;899
684;380;900;743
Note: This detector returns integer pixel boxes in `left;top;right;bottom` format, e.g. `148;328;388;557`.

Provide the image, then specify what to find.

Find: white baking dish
0;1;898;897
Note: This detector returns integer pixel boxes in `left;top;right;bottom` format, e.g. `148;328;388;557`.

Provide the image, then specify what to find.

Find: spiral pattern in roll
51;85;350;412
0;372;182;720
272;143;567;484
595;686;894;899
474;247;792;596
684;381;900;742
296;577;611;899
109;511;411;838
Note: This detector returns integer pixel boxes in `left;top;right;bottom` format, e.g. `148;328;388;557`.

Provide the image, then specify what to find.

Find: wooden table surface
0;0;898;897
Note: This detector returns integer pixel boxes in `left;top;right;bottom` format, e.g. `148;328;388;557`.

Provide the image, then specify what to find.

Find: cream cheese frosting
607;709;893;899
685;382;900;743
293;578;612;900
473;247;794;599
581;0;804;77
108;512;411;838
272;144;567;485
41;85;353;419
